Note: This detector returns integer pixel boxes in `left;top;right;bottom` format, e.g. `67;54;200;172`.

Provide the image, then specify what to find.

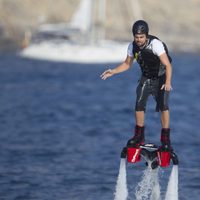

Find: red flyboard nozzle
157;151;171;167
127;147;141;163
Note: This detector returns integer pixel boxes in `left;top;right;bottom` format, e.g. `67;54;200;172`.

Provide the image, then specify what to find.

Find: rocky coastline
0;0;199;52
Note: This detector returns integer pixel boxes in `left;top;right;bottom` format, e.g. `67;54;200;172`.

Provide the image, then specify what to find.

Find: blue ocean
0;53;199;200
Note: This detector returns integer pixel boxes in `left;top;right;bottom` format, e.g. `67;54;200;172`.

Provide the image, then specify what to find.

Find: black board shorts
135;75;169;112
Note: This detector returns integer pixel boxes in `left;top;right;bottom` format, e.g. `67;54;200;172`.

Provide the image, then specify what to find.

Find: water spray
113;141;179;200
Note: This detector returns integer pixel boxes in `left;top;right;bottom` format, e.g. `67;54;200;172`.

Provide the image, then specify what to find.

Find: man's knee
156;101;169;112
160;104;169;112
135;103;146;112
157;91;169;111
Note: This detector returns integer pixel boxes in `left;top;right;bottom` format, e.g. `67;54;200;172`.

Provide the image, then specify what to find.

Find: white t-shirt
127;39;166;58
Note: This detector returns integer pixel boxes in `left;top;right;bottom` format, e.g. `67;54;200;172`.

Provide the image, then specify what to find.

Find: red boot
158;128;172;167
160;128;172;151
127;125;145;148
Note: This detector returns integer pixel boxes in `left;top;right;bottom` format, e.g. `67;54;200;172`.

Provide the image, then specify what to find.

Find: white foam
165;165;179;200
114;158;128;200
150;168;161;200
135;162;160;200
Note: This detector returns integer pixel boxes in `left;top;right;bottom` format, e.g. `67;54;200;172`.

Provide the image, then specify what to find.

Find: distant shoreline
1;33;200;54
1;41;199;55
0;0;199;54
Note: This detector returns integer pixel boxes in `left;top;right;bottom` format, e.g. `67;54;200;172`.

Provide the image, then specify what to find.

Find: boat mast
98;0;106;40
91;0;106;43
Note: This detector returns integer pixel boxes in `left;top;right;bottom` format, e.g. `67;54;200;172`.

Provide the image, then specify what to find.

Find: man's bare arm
101;56;133;80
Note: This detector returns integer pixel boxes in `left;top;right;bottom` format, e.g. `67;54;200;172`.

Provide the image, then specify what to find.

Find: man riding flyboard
101;20;178;169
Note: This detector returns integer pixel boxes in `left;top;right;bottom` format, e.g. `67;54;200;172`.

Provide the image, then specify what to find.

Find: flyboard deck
121;143;178;168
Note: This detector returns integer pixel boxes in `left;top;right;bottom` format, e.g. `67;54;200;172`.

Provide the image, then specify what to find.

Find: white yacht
20;0;129;64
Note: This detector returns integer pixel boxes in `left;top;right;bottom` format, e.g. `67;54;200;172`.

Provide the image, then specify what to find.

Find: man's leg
160;110;171;149
128;77;149;147
135;111;145;127
161;110;170;128
156;76;171;148
126;111;145;147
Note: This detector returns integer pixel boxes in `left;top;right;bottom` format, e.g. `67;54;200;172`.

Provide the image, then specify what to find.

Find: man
100;20;172;151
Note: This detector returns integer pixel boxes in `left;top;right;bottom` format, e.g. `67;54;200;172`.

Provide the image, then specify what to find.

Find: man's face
134;34;147;47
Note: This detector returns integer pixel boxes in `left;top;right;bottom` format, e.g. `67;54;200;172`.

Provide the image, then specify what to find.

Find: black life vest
132;35;172;78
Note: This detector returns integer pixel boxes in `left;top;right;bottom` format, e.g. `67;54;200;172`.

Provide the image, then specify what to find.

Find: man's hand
100;69;115;80
100;56;133;80
161;83;172;91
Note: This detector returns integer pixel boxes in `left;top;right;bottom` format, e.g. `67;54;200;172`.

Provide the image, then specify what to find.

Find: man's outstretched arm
100;55;133;80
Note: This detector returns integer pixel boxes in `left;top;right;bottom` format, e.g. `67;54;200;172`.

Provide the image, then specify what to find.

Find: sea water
0;53;199;200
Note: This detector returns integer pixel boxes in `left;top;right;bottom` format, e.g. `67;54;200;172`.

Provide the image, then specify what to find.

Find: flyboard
114;140;179;200
121;142;178;168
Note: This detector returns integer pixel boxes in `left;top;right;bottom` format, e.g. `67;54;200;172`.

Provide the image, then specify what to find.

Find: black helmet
132;20;149;35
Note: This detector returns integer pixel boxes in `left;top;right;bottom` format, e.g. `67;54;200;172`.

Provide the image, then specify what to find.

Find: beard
136;41;146;48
